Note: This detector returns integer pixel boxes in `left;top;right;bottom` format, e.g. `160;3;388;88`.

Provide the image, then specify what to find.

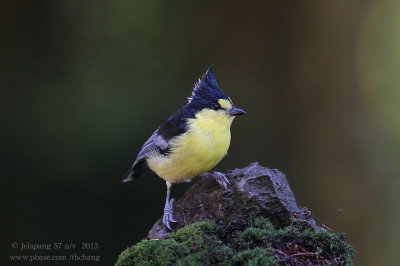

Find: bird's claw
203;171;230;189
163;198;177;230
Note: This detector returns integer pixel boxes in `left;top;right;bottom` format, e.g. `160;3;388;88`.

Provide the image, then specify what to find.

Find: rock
117;163;354;265
148;162;322;239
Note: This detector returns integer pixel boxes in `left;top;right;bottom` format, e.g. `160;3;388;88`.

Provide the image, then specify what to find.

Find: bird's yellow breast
147;109;234;183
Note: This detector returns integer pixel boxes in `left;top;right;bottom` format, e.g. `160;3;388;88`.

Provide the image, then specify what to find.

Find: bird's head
185;66;246;120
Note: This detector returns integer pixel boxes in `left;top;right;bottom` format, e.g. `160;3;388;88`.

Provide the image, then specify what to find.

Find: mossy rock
116;218;353;266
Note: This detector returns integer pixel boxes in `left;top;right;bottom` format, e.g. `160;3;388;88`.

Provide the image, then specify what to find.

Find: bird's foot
202;171;230;189
163;198;177;230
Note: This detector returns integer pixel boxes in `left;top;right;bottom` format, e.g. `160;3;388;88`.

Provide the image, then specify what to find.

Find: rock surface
148;162;322;239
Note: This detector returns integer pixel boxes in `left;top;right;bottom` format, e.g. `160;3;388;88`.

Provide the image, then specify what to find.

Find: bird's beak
228;107;246;116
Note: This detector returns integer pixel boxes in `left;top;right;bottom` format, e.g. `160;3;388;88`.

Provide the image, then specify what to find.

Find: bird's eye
211;103;220;110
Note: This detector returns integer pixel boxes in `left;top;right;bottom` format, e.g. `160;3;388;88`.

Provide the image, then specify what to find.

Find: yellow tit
122;66;245;229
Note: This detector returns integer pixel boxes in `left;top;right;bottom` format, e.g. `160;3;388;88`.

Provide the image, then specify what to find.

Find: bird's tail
121;160;145;183
122;168;136;183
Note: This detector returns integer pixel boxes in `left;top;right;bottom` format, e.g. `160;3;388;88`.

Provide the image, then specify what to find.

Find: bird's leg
200;171;230;189
163;181;177;230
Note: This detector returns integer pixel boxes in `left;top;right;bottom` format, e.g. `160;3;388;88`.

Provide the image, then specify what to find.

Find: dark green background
2;1;399;265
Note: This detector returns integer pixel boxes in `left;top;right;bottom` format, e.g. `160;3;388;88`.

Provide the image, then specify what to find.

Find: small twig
291;252;318;257
275;249;290;260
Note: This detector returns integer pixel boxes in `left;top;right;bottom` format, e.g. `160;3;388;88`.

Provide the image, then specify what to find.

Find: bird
122;66;246;230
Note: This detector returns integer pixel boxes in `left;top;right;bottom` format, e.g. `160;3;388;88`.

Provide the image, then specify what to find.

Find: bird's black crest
158;66;231;140
186;66;229;111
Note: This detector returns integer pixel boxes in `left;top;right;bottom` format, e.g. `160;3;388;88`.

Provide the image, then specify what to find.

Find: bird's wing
136;129;169;162
136;107;188;160
122;129;168;182
122;108;187;182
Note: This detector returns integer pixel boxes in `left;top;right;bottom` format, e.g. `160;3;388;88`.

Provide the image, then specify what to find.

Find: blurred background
2;1;399;265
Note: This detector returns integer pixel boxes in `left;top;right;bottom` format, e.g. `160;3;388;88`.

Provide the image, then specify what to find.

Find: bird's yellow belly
147;130;231;183
147;110;234;183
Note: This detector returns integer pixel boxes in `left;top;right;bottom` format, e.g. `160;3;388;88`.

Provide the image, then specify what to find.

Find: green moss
233;247;277;266
115;247;135;266
293;229;354;265
234;227;271;249
116;239;188;266
115;217;353;266
251;217;275;231
171;221;233;266
170;221;218;249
